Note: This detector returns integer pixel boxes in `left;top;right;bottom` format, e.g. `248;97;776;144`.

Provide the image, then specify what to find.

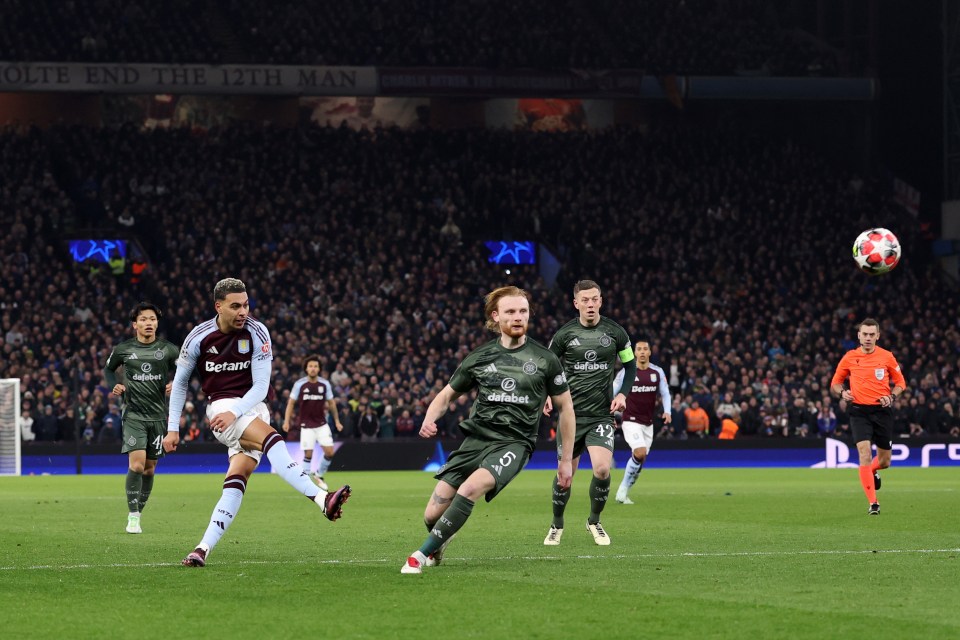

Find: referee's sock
858;465;877;504
870;456;881;472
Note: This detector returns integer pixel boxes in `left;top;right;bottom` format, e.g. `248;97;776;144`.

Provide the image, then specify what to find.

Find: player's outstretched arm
327;399;344;431
282;397;296;432
420;384;461;438
552;390;576;489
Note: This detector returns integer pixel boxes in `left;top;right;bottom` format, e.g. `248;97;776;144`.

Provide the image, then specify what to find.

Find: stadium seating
1;0;847;76
2;121;957;442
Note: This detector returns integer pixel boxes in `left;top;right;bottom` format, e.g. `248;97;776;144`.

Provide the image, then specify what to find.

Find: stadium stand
1;121;957;444
1;0;848;75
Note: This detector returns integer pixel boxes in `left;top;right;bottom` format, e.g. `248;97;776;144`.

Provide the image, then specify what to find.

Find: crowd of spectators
2;0;848;76
2;119;958;449
2;0;217;64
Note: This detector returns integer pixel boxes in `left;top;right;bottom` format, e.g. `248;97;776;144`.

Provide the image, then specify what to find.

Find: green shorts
121;418;166;460
435;437;531;502
556;416;616;460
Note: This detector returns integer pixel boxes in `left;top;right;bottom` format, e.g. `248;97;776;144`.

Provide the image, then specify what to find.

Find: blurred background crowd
2;0;850;75
3;122;958;446
1;0;956;448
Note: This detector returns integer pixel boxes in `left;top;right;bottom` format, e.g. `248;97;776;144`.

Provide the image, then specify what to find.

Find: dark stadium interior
2;0;958;447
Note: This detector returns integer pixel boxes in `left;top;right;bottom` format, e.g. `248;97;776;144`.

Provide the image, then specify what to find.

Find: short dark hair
130;302;162;322
304;355;323;372
859;318;880;331
214;277;246;301
574;279;601;297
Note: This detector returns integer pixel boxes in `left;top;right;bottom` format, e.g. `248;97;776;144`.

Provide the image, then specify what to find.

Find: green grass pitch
1;468;958;639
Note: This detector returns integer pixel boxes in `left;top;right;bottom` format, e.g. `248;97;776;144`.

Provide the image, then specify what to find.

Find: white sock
619;456;643;494
302;455;313;474
317;455;333;478
263;432;319;498
199;484;244;553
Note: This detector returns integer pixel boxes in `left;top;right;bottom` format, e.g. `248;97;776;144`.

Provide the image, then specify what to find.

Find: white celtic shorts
206;398;270;462
300;424;333;449
621;420;654;452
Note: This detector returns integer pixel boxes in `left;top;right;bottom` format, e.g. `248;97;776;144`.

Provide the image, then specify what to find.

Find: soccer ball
852;228;901;275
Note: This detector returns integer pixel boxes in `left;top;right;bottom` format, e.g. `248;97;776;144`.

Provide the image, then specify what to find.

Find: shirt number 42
594;424;615;447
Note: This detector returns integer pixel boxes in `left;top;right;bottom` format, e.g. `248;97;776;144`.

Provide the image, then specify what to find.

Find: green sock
138;473;155;512
419;495;474;556
588;476;610;524
551;474;571;529
125;470;143;513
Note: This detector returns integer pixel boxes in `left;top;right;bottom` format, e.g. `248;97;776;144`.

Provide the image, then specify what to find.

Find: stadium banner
20;437;960;475
526;436;960;471
484;98;614;131
378;68;663;98
0;62;377;95
893;177;921;217
300;96;429;129
686;76;876;100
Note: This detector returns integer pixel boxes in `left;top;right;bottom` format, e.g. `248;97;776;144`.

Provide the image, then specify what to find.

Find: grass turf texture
1;468;958;639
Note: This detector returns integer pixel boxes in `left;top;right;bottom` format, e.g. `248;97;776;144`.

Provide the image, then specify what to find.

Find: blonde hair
483;286;530;333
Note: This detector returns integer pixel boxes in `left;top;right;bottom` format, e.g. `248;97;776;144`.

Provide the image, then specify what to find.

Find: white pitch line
2;547;957;572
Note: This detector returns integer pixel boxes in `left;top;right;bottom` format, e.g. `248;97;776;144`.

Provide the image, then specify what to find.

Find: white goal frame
0;378;21;476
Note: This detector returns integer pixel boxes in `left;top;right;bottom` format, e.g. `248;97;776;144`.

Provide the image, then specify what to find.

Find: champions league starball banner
524;437;960;471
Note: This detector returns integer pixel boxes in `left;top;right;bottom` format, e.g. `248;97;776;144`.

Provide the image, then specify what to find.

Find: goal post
0;379;21;476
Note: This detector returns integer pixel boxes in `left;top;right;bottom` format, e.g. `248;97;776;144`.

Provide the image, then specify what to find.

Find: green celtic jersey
104;338;180;421
448;337;568;450
549;316;632;419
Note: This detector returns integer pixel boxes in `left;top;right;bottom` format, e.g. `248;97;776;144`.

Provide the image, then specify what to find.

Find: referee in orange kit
830;318;906;515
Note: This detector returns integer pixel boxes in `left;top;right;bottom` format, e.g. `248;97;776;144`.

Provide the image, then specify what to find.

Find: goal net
0;379;20;476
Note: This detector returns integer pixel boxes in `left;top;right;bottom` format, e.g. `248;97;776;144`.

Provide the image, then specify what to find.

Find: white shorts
622;421;654;452
206;398;270;463
300;424;333;450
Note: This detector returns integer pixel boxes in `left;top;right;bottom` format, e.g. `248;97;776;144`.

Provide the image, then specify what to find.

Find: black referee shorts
848;403;893;450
